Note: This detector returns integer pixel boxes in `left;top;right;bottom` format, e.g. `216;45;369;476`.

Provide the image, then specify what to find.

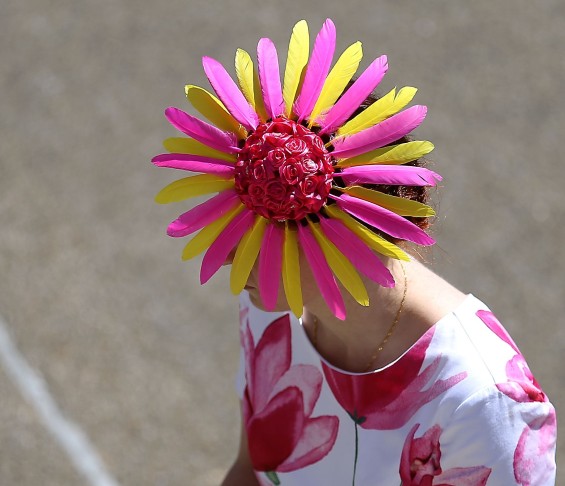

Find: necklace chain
312;262;408;373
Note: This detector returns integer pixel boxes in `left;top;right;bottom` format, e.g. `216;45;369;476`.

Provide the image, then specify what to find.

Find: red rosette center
234;117;334;221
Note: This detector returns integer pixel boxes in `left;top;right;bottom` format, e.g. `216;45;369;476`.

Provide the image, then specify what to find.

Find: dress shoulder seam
451;308;498;385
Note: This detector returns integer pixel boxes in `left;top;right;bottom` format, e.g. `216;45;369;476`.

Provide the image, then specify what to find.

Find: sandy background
1;0;563;484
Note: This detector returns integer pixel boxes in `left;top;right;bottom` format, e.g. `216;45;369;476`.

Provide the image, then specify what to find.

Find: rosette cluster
153;18;441;319
235;117;334;221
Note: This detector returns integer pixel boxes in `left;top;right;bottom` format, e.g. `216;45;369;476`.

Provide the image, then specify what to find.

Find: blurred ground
0;0;563;484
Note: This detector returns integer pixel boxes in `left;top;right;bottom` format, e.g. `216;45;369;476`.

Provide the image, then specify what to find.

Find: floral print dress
236;293;556;486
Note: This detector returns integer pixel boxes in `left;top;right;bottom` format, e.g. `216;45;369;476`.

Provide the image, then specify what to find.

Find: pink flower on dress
400;423;492;485
322;327;467;429
480;307;547;403
241;314;339;480
496;354;546;403
479;309;556;484
513;409;557;486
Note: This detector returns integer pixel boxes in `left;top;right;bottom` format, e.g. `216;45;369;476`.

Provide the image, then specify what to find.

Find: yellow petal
235;48;268;122
339;186;436;217
309;41;363;127
185;85;247;139
230;216;268;294
324;205;409;261
308;220;369;306
337;141;435;167
162;137;236;163
155;175;234;204
182;204;245;260
282;223;303;317
283;20;310;118
337;87;417;137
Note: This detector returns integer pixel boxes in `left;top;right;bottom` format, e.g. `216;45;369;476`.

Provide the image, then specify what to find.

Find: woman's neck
302;257;467;373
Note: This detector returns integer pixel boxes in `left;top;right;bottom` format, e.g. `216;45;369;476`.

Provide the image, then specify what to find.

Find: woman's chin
246;288;262;306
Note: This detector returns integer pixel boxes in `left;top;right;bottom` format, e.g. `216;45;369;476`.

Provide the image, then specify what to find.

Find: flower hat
153;19;440;320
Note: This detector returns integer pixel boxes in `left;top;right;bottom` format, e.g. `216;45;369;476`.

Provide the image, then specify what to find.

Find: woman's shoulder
408;285;549;409
404;258;468;326
396;261;530;393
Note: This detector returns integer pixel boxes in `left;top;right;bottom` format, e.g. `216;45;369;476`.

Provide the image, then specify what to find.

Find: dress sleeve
234;294;249;399
235;342;246;399
438;384;557;485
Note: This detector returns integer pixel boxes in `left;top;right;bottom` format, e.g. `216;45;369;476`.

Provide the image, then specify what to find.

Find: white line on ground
0;315;120;486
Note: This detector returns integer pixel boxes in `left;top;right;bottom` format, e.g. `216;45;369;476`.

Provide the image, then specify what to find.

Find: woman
225;254;558;485
152;19;556;485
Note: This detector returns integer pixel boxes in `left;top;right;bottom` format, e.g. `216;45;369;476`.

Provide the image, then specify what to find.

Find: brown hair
323;87;433;245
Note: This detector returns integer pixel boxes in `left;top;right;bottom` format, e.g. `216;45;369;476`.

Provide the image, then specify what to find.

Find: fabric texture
236;293;556;486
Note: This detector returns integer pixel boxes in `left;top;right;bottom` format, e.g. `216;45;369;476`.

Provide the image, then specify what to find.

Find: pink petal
504;354;535;383
268;364;323;417
251;315;292;412
297;224;346;320
200;208;254;284
167;190;240;237
409;425;443;483
202;56;260;130
258;223;284;311
151;153;234;171
257;38;284;119
152;153;235;176
399;423;421;484
294;19;336;122
332;105;428;158
319;216;394;287
496;354;546;403
362;359;467;430
496;382;533;403
331;193;435;246
434;466;492;485
246;387;305;472
514;410;556;486
164;107;240;153
319;55;388;134
278;415;339;473
338;165;442;186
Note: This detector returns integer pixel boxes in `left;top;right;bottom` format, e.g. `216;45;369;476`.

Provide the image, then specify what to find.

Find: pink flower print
399;424;442;484
514;409;557;486
400;423;492;485
239;302;249;323
476;310;520;354
496;354;546;403
242;315;339;483
322;327;467;430
478;309;548;404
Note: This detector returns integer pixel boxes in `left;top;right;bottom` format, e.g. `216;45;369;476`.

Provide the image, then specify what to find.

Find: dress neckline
298;294;478;376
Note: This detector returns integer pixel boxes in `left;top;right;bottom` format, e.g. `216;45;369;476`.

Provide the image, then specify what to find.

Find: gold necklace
311;262;408;372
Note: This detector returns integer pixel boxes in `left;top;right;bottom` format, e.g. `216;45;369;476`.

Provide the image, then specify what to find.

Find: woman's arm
221;408;259;486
